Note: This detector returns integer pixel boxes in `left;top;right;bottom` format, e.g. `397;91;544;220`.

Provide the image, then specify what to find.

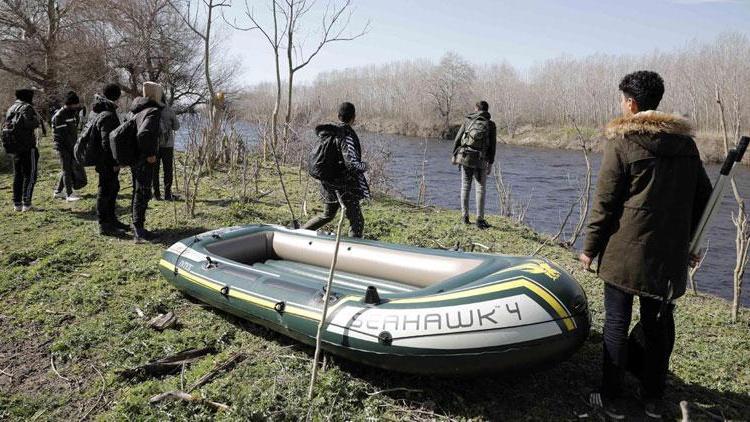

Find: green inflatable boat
159;225;590;375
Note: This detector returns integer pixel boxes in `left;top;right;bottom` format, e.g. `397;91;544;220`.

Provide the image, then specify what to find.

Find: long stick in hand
308;191;346;400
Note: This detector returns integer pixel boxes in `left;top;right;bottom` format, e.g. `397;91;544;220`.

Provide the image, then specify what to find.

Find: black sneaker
462;215;471;225
476;219;491;230
111;219;130;231
643;399;667;420
133;226;151;244
589;392;625;420
99;223;123;237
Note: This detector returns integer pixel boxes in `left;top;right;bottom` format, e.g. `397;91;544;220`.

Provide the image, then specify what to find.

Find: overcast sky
221;0;750;86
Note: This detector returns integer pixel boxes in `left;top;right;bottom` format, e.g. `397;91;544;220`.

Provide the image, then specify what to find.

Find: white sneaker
13;204;22;212
66;193;82;202
53;191;66;199
21;205;33;212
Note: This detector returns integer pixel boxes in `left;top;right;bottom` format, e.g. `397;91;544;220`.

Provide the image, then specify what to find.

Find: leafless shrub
493;161;532;224
566;117;593;247
178;114;212;218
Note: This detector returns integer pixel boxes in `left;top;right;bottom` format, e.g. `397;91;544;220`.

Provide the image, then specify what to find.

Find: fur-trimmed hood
606;110;697;157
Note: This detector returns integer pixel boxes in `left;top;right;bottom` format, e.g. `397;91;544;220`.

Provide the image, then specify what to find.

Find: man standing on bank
580;71;712;420
51;91;83;202
4;88;40;212
153;95;180;200
303;102;370;238
452;100;497;229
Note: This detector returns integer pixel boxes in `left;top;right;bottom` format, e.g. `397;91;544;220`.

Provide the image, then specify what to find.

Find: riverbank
356;118;734;164
1;142;748;420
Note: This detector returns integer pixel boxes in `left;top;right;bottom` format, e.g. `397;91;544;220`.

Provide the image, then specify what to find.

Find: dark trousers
303;199;364;238
55;148;75;195
96;164;121;224
131;163;154;229
12;148;39;206
152;147;174;197
602;284;675;400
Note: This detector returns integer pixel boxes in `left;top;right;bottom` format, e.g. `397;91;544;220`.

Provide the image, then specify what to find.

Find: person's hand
579;253;594;272
146;156;156;164
689;252;702;268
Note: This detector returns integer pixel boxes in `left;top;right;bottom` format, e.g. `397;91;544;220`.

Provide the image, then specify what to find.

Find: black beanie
64;91;80;106
338;102;355;123
15;89;34;103
103;83;121;101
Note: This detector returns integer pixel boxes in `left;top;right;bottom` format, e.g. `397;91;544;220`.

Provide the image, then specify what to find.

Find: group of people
4;70;713;419
3;82;179;243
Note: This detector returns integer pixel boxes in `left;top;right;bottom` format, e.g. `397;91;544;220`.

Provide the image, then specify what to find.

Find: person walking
580;71;713;420
3;88;41;212
129;82;164;243
51;91;83;202
93;83;129;236
303;102;370;238
452;100;497;229
153;96;179;200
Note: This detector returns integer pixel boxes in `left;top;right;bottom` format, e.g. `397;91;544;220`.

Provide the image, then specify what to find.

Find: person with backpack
451;100;497;229
128;82;164;243
90;83;129;236
303;102;370;238
580;71;713;420
3;88;41;212
152;95;180;201
51;91;83;202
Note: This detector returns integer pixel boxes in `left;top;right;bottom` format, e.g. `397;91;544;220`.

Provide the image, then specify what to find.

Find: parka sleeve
583;140;628;258
21;105;40;130
170;109;180;131
691;162;713;236
486;121;497;165
453;124;465;155
137;109;161;157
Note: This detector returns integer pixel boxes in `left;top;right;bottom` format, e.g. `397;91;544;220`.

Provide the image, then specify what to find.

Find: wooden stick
308;191;347;400
50;355;71;383
149;391;229;411
187;352;246;393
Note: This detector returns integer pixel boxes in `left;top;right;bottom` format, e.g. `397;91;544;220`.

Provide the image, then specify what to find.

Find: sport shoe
53;191;66;199
644;399;667;419
476;219;491;230
462;215;471;225
66;193;82;202
21;205;33;212
589;392;625;420
13;204;22;212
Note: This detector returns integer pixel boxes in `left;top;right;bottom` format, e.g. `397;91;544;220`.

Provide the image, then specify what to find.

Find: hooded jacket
583;110;713;299
92;94;120;168
315;123;370;200
130;97;163;161
4;99;40;152
51;106;80;151
452;110;497;166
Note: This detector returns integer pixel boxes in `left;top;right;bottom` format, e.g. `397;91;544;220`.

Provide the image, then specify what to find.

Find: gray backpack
460;116;490;150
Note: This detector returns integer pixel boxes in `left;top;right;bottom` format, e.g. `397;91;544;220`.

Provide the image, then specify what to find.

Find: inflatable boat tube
159;225;590;375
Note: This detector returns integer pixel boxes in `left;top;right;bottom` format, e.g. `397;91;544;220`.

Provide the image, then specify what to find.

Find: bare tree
566;117;593;247
426;52;475;137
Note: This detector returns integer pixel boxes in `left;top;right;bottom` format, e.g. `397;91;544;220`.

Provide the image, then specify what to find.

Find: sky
221;0;750;86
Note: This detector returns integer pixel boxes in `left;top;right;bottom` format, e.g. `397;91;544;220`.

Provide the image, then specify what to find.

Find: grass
0;142;748;421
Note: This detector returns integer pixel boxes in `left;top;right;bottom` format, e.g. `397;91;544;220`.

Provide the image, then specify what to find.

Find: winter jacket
583;110;713;300
159;103;180;148
4;100;40;152
91;94;120;168
51;107;80;151
315;123;371;201
130;97;163;161
452;110;497;166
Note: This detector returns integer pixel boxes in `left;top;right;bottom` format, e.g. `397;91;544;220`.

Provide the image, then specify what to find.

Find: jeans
12;148;39;206
303;184;365;237
460;165;487;219
602;283;675;399
131;163;154;228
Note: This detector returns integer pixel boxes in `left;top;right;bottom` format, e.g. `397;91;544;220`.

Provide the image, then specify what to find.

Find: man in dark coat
51;91;82;201
452;100;497;229
4;88;40;212
303;102;370;238
580;71;713;420
93;83;128;236
129;82;163;243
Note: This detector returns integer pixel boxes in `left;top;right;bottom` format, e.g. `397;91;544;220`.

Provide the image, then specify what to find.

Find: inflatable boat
159;225;590;375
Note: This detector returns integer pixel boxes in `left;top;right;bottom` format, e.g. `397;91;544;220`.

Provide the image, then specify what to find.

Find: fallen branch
118;346;216;379
187;352;246;393
0;366;13;378
50;355;72;383
149;390;229;412
148;311;178;331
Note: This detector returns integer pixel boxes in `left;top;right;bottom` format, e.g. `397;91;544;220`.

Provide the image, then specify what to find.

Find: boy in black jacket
51;91;82;202
129;82;163;243
4;88;40;212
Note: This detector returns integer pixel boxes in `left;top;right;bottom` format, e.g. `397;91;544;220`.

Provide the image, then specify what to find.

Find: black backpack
2;105;25;154
308;124;346;185
109;117;138;166
74;112;109;167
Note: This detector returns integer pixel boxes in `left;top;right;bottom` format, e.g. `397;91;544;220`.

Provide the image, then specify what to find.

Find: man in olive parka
580;71;712;420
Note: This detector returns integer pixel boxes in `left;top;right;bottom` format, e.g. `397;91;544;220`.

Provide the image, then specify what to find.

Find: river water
366;131;749;306
176;122;748;306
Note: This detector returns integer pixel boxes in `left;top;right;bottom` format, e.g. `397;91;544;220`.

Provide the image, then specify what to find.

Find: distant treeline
240;32;748;139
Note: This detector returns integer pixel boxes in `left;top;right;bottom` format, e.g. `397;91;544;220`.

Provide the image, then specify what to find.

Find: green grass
0;142;748;421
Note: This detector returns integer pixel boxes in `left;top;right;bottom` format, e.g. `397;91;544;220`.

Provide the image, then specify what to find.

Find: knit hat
15;88;34;103
142;82;164;105
103;83;121;102
64;91;80;106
